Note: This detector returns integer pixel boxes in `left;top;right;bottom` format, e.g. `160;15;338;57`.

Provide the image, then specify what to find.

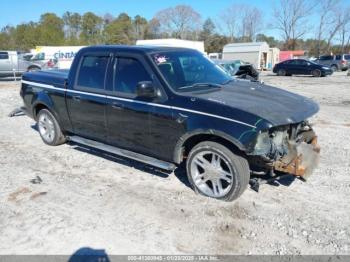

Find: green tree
256;34;280;48
133;15;148;40
0;26;16;50
104;13;133;44
80;12;103;45
37;13;65;45
14;22;40;50
63;12;82;44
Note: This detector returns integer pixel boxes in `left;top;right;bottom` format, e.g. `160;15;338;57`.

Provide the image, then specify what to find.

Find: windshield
151;50;231;91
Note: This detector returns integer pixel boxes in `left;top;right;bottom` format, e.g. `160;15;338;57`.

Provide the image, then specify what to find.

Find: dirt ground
0;72;349;255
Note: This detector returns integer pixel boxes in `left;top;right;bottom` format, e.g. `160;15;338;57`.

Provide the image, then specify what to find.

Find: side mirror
136;81;157;98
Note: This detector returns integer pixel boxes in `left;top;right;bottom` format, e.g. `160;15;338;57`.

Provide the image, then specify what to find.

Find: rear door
66;53;110;141
296;60;311;74
286;60;299;74
0;52;11;74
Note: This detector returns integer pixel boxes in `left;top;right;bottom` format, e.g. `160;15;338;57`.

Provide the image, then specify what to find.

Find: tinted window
335;55;341;60
115;57;151;95
152;51;230;91
319;55;333;60
0;52;9;60
299;60;309;66
344;55;350;60
77;56;109;90
288;60;298;65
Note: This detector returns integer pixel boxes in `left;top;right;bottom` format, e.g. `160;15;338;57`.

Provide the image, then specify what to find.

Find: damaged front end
249;121;320;179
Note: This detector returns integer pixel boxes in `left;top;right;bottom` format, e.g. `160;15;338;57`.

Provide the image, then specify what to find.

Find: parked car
213;59;260;80
273;59;333;77
20;46;320;201
0;51;42;77
314;54;350;71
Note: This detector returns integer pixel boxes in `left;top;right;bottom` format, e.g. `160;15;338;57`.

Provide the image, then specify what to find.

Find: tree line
0;0;349;56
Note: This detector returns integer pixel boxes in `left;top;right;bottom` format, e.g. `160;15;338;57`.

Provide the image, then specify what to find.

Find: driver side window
114;57;152;97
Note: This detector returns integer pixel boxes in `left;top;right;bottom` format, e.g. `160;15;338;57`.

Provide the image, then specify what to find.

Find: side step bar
68;135;177;171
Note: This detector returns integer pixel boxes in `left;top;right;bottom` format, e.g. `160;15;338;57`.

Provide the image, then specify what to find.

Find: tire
28;66;40;72
186;141;250;201
277;69;286;76
312;69;321;77
330;65;338;72
37;109;66;146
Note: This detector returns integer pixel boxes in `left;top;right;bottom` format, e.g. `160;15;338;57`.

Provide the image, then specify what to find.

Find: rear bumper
273;137;320;179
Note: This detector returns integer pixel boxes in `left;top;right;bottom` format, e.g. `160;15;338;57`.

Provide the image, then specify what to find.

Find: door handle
111;102;123;110
72;95;81;102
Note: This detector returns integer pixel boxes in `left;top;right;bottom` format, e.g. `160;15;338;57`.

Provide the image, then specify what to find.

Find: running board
68;135;177;171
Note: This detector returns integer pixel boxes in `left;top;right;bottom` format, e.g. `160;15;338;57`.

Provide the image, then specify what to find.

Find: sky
0;0;348;40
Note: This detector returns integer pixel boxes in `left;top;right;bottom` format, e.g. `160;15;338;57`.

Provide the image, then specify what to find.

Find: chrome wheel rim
190;151;234;198
38;113;55;143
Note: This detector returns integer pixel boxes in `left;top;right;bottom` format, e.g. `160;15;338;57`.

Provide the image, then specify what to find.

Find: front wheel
37;109;66;146
312;69;321;77
186;141;250;201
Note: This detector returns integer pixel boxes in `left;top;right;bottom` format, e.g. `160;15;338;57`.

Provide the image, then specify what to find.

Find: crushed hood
193;80;319;127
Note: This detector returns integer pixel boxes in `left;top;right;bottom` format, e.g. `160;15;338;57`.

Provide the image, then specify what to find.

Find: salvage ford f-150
20;45;320;201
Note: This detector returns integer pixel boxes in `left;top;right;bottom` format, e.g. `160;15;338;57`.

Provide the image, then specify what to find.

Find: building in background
222;42;270;70
136;39;205;54
279;50;307;62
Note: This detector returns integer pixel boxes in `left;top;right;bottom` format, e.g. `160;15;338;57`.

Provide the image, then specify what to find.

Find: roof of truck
81;45;198;54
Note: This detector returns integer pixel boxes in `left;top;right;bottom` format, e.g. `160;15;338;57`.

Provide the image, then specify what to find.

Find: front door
106;54;157;156
66;54;110;141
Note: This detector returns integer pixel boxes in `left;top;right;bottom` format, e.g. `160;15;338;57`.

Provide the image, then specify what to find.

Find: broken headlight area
249;121;320;179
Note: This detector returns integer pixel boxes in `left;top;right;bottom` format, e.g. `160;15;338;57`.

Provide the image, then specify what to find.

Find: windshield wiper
178;82;223;90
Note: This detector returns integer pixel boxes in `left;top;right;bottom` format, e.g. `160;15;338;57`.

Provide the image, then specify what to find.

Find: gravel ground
0;72;349;255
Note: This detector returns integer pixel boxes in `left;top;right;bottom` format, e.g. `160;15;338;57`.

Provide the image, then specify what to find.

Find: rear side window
77;56;109;90
344;55;350;60
335;55;341;60
319;55;333;60
0;52;9;60
114;57;151;95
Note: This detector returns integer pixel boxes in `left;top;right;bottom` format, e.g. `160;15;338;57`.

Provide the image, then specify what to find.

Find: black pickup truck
21;45;320;201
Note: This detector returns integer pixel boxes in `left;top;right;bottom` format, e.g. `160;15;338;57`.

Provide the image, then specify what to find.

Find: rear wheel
277;69;286;76
312;69;321;77
186;141;250;201
37;109;66;146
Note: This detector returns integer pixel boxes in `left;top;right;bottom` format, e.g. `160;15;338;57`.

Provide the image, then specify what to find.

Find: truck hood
192;80;319;127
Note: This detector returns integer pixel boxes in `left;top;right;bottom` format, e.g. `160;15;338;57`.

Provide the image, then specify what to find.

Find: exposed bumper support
273;137;320;178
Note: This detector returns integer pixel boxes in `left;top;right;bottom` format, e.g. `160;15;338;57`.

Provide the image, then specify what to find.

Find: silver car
315;54;350;72
0;51;44;77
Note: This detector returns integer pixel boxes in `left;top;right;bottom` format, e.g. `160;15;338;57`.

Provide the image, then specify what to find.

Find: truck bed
22;69;69;89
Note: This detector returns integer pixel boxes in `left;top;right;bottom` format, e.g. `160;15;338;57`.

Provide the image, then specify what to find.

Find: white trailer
31;46;85;69
223;42;270;70
136;39;205;54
